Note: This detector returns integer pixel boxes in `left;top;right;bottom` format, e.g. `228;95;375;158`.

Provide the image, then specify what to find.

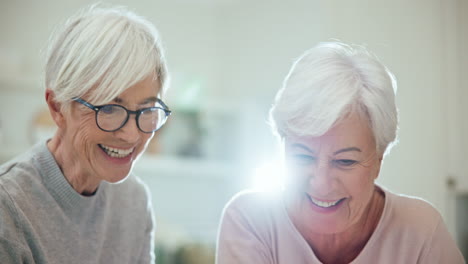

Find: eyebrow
113;96;159;106
333;147;362;155
290;143;315;153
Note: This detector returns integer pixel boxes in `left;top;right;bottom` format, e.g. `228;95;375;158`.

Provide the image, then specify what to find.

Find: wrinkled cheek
147;132;155;142
75;130;96;165
349;182;374;219
135;142;148;159
142;136;152;150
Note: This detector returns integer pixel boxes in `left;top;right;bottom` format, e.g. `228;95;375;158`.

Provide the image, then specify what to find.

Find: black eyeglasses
73;97;172;133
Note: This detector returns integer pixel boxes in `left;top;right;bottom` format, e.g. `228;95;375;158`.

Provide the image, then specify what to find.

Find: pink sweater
216;186;465;264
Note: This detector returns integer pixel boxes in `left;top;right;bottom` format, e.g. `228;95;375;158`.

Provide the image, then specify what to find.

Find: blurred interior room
1;0;467;262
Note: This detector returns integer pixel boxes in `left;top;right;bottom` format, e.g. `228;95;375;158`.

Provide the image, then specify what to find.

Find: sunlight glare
251;160;285;192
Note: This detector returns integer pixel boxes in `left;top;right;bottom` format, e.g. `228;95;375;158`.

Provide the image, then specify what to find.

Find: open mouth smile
307;195;346;208
98;144;134;158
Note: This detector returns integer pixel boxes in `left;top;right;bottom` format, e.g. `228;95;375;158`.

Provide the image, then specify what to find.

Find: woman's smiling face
61;75;160;185
284;111;382;235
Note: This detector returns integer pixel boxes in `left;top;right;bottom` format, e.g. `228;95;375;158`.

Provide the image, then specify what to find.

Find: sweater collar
32;141;106;214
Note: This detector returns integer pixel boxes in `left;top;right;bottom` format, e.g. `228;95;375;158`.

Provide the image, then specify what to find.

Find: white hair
45;4;168;109
269;42;398;156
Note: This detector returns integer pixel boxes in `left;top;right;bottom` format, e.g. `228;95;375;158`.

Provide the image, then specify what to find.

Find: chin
293;209;347;235
106;174;130;184
103;168;133;184
312;225;345;235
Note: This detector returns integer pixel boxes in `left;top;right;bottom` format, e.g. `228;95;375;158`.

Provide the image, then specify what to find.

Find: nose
115;115;141;143
308;159;334;195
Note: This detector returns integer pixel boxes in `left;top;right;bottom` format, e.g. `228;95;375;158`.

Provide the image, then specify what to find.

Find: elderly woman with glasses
0;5;170;263
216;42;465;264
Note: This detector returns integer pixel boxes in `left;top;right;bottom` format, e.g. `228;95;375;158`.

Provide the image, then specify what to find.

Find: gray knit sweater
0;141;155;263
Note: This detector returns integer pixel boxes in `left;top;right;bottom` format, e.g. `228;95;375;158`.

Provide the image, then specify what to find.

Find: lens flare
251;160;285;192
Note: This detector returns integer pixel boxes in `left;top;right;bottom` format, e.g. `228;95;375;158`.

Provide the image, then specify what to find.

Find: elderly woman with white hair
216;42;465;264
0;5;171;263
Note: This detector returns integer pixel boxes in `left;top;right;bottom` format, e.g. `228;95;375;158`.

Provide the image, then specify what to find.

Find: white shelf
135;154;237;180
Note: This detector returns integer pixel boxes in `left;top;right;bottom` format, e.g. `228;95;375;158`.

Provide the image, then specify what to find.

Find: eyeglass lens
96;105;167;132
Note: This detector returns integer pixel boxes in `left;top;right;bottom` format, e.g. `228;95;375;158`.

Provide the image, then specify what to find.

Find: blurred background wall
1;0;467;262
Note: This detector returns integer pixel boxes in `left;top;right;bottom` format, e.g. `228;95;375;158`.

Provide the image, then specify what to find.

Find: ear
45;89;66;128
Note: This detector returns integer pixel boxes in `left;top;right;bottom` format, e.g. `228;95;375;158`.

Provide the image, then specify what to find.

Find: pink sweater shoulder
216;188;465;264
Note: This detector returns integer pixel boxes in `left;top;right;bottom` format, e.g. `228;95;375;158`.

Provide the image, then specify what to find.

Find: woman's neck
47;134;100;196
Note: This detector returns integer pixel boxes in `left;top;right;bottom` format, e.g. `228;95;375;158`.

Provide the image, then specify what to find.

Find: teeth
310;197;341;208
99;144;134;158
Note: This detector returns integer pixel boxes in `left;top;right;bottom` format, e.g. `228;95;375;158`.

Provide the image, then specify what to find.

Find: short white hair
269;42;398;156
45;4;168;108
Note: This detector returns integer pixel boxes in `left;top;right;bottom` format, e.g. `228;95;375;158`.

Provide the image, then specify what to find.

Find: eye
289;154;316;165
100;105;119;115
333;159;357;167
